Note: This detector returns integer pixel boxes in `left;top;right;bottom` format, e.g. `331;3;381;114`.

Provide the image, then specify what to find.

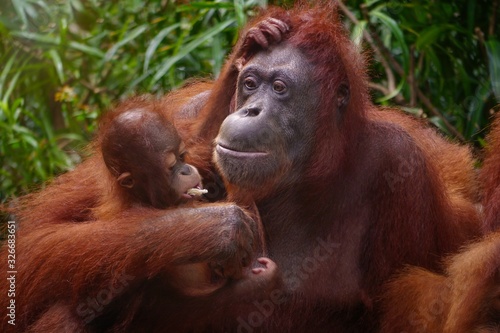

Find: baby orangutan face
162;141;207;201
102;108;207;208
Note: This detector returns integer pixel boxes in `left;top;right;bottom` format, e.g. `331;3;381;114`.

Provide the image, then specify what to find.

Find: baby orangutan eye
165;153;176;170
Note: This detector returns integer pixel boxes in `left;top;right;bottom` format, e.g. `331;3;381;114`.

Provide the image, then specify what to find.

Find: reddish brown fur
481;114;500;232
25;303;88;333
9;156;100;230
1;205;273;332
373;109;479;203
1;96;275;331
192;4;481;331
9;84;217;232
371;109;480;242
92;96;197;219
380;232;500;333
163;80;220;183
0;3;482;332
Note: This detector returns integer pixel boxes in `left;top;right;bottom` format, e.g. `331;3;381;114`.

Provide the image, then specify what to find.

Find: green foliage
0;0;266;201
346;0;499;139
1;0;499;202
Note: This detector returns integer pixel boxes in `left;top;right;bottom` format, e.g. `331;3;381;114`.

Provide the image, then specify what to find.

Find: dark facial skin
215;42;319;192
102;109;203;207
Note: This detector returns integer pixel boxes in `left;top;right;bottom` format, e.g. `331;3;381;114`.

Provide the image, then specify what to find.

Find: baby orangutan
97;98;239;297
95;97;208;220
1;96;279;332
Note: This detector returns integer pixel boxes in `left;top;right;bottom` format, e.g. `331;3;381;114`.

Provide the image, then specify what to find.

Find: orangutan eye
273;80;287;94
165;153;176;170
244;77;258;90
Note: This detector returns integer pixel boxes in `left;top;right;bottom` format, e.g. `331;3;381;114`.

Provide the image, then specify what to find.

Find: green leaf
10;31;61;45
11;0;29;28
68;41;105;58
105;25;148;62
0;51;19;99
486;40;500;101
371;9;409;67
2;71;21;104
364;0;383;6
464;83;490;139
351;20;367;47
428;116;450;136
415;25;450;51
234;0;246;27
12;124;34;136
21;134;39;149
56;133;85;142
423;48;442;80
47;50;65;84
376;79;404;103
151;19;237;87
143;23;181;73
211;33;224;76
176;2;234;11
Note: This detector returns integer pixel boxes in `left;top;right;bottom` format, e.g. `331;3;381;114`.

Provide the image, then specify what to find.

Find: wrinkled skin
215;44;319;195
208;8;480;332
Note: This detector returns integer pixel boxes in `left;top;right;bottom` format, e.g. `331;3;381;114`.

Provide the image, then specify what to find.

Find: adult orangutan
95;96;208;218
380;232;500;333
194;4;480;331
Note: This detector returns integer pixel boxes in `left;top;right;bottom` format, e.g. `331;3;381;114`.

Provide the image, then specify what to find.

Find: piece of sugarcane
187;188;208;196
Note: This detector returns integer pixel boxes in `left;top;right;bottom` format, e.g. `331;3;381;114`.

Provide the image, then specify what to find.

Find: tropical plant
0;0;266;201
343;0;499;142
1;0;498;202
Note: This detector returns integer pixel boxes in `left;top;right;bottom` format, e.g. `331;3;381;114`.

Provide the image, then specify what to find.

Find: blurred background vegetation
0;0;499;202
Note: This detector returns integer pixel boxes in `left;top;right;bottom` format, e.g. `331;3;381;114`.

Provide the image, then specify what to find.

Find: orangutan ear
337;82;350;113
117;172;134;189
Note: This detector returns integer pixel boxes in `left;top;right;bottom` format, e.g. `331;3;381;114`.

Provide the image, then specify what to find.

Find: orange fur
381;232;500;333
1;91;273;332
0;3;484;332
